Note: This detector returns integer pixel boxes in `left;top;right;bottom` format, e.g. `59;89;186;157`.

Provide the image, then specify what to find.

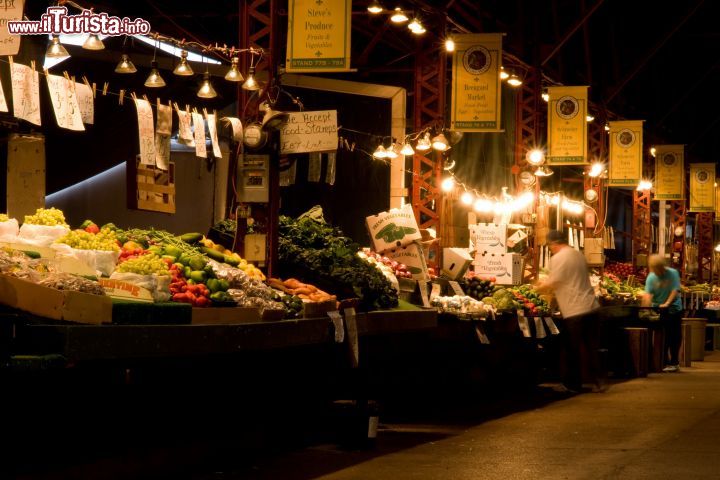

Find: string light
637;180;653;191
586;114;595;122
408;17;426;34
650;147;657;157
46;35;70;59
526;148;545;166
242;67;259;91
224;57;244;82
390;7;409;23
82;34;104;51
604;123;610;132
541;91;549;102
400;143;415;155
145;40;165;88
445;37;455;52
173;49;194;76
534;166;554;177
416;132;431;151
115;53;137;74
507;74;522;87
441;176;455;192
197;72;217;99
499;66;509;80
431;133;449;151
367;0;383;13
474;198;493;213
460;191;474;205
385;144;399;159
589;162;604;178
373;145;388;159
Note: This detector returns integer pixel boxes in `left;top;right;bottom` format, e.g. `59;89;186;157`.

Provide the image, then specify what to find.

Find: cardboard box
366;204;422;253
473;252;524;285
385;242;429;281
442;248;473;280
0;274;112;324
469;223;507;254
192;307;262;325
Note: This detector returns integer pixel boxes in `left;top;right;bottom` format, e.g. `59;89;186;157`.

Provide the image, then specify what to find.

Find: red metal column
670;200;687;279
239;0;277;119
632;188;652;265
697;212;714;282
585;118;606;239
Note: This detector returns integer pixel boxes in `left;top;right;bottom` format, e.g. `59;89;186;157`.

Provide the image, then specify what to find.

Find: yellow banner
654;145;684;200
547;86;588;165
689;163;715;212
450;33;503;132
286;0;351;72
715;181;720;218
608;120;644;187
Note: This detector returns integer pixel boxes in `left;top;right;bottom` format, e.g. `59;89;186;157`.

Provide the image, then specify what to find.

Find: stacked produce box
469;223;523;286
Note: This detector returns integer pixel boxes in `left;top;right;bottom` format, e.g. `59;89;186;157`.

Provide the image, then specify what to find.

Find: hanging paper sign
450;33;503;132
192;111;207;159
654;145;684;200
221;117;243;142
46;74;84;131
74;81;93;125
547;86;588;165
10;62;40;126
286;0;351;72
608;120;644;186
689;163;715;212
280;110;338;154
0;0;24;56
133;98;156;166
0;74;7;112
175;105;194;146
155;101;172;171
206;112;222;158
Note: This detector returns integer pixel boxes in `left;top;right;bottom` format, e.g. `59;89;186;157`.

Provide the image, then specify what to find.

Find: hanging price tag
343;307;359;368
430;282;442;301
448;281;465;296
544;317;560;335
327;310;344;343
534;317;547;339
419;281;430;308
517;310;531;338
325;152;337;185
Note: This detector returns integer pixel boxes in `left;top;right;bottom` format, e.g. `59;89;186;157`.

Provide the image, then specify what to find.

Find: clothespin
82;75;93;96
202;107;208;118
8;56;13;67
119;89;126;105
29;60;35;71
43;68;49;77
62;71;69;81
142;94;149;103
102;82;109;96
91;82;96;98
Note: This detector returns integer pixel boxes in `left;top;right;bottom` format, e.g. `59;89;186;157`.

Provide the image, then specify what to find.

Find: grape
24;207;68;227
115;253;170;276
0;214;8;222
57;227;120;252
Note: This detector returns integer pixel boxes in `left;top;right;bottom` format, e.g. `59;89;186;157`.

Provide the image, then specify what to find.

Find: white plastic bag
0;219;19;242
109;271;171;302
18;224;70;247
52;243;120;277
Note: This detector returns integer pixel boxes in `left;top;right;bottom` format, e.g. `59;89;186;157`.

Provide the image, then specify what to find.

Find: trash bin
682;318;707;361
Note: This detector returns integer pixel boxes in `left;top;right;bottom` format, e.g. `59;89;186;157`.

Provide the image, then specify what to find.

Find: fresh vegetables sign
473;252;523;286
366;204;421;253
469;223;507;254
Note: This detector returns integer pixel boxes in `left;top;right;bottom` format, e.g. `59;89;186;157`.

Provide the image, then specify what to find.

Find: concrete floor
232;352;720;480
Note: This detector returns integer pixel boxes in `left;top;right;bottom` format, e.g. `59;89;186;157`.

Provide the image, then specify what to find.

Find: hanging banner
715;181;720;219
10;62;40;126
74;82;94;125
450;33;503;132
46;74;84;131
689;163;715;213
0;0;24;56
547;86;588;165
608;120;643;186
286;0;351;72
133;98;156;166
654;145;684;200
192;111;207;159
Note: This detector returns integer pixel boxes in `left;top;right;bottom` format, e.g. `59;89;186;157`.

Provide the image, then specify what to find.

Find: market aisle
235;353;720;480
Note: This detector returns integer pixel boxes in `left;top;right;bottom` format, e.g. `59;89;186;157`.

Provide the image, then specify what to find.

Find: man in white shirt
536;230;604;393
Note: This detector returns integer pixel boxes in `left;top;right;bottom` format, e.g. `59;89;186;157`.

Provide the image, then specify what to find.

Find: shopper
642;255;683;372
536;230;603;393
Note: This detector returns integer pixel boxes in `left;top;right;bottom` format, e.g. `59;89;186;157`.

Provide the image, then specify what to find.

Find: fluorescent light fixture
133;35;221;64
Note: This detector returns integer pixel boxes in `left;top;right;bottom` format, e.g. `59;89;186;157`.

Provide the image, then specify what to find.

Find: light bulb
520;191;535;206
408;18;425;34
385;145;398;159
542;92;549;102
445;38;455;52
115;54;137;74
242;68;260;91
499;67;509;80
400;143;415;156
589;162;604;178
650;147;657;157
390;7;408;23
441;177;455;193
431;133;449;151
604;123;610;132
507;74;522;87
534;166;554;177
373;145;387;159
474;198;493;213
173;50;194;76
225;57;244;82
144;61;166;88
416;132;431;151
637;180;653;191
197;72;217;99
46;35;69;59
526;148;545;166
460;191;474;205
82;34;104;51
586;114;595;122
367;0;383;13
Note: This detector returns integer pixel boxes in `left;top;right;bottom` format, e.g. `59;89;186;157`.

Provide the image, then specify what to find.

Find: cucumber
180;232;203;244
200;246;225;263
223;254;240;267
22;250;41;259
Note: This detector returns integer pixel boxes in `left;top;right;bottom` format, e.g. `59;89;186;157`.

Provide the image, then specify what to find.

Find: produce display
200;237;265;281
460;276;496;301
56;227;121;251
115;253;170;276
24;207;68;227
268;277;337;303
599;273;644;305
682;283;712;295
509;285;551;316
358;249;413;279
430;295;495;319
278;212;398;311
604;262;648;285
0;214;9;222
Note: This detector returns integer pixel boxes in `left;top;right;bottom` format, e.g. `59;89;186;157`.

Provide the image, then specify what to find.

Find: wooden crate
127;157;176;214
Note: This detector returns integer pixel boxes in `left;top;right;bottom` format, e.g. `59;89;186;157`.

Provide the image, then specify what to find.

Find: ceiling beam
655;59;720;129
541;0;604;67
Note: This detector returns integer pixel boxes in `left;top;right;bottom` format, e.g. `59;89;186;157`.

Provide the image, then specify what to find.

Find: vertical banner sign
654;145;684;200
286;0;351;72
192;111;207;159
608;120;643;186
10;62;40;126
155;101;172;170
451;33;503;132
0;0;24;56
74;82;94;124
689;163;715;212
133;98;156;166
715;180;720;219
46;74;84;131
547;86;588;165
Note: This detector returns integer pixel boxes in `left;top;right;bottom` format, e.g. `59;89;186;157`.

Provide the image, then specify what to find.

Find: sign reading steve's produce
286;0;351;72
366;204;421;253
280;110;338;154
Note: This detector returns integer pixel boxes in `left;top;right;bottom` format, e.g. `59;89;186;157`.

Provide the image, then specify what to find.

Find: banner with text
547;86;588;165
689;163;715;212
450;33;503;132
654;145;684;200
608;120;643;187
286;0;351;72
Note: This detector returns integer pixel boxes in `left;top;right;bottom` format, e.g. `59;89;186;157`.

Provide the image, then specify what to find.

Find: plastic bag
37;273;106;295
52;243;120;277
109;272;171;302
18;224;70;247
0;219;19;242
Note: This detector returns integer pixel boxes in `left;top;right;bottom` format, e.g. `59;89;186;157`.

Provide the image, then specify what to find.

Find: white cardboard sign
75;81;94;124
46;74;84;131
469;223;507;254
11;62;40;126
134;98;156;166
280;110;338;154
366;204;422;253
473;252;523;285
192;111;207;158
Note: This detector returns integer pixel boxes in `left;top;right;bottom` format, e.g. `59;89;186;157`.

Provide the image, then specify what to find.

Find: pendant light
431;133;449;151
367;0;383;13
82;34;104;50
46;35;69;59
115;36;137;74
224;56;244;82
373;145;387;159
173;49;194;76
390;7;408;23
415;132;431;151
144;40;165;88
197;72;217;99
242;67;259;91
400;142;415;156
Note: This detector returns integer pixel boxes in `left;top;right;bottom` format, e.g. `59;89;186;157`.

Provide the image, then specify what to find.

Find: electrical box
237;154;269;203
